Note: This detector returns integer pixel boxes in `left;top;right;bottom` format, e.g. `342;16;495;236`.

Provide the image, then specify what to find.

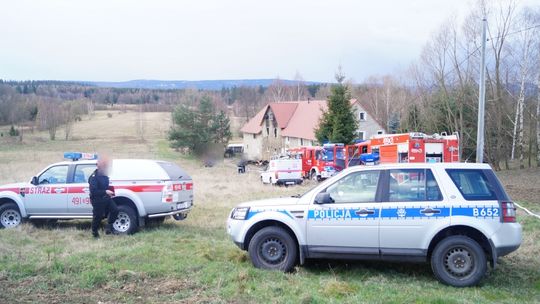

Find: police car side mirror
31;176;38;186
315;192;334;204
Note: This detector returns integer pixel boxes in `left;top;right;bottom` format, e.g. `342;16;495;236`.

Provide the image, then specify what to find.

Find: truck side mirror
31;176;38;185
314;192;334;204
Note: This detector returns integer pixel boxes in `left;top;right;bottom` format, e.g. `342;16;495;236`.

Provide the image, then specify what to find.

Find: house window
359;111;366;121
274;128;277;138
357;131;365;140
300;138;304;146
266;127;270;136
377;130;384;135
285;136;290;143
253;134;256;139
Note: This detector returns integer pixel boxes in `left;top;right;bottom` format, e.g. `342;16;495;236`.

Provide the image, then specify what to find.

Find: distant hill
86;79;322;90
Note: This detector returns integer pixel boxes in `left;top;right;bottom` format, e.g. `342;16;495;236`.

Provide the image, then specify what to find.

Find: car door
67;163;97;215
24;165;70;214
379;168;450;259
306;170;382;257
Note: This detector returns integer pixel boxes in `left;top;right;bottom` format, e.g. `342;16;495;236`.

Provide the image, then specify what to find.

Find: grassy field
0;111;539;303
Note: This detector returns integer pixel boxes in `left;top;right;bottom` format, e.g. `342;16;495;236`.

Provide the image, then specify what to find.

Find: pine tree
315;70;357;144
169;96;232;154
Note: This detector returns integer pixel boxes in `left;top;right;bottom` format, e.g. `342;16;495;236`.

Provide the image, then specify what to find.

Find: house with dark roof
241;99;385;160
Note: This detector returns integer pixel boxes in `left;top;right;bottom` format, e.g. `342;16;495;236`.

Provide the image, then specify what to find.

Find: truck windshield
323;147;345;161
336;148;345;160
323;149;334;161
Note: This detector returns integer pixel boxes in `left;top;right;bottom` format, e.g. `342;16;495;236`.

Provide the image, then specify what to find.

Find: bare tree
509;9;538;168
266;78;289;102
37;99;63;140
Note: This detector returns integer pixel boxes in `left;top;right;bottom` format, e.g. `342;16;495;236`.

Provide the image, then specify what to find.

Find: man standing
88;155;119;238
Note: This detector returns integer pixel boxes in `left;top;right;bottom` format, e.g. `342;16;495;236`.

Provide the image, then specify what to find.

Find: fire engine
345;132;460;167
288;143;346;180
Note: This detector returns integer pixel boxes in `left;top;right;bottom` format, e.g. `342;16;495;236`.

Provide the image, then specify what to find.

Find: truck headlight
231;207;250;220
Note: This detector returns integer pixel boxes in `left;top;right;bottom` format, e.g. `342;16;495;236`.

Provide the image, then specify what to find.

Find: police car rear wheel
0;203;22;229
113;205;138;235
248;226;297;272
431;235;487;287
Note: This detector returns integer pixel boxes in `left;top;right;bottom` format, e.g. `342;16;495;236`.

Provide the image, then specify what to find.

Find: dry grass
0;110;539;303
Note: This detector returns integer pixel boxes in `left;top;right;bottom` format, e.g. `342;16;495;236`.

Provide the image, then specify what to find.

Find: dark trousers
91;196;119;233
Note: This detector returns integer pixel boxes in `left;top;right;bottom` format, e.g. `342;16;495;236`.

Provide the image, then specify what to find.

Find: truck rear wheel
431;235;487;287
248;226;297;272
113;205;138;235
0;203;22;229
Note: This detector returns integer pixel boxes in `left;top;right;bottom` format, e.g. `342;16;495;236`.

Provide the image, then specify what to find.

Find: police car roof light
64;152;98;161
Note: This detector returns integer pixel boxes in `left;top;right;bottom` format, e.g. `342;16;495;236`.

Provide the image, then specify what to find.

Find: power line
487;23;540;41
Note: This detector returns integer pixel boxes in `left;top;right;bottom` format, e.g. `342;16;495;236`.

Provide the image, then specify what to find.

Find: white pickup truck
0;153;194;234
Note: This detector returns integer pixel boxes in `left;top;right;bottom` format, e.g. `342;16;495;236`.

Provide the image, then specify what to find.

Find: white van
260;158;303;186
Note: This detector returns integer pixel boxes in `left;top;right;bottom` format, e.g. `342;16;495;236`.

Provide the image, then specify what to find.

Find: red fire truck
345;132;460;167
288;143;346;180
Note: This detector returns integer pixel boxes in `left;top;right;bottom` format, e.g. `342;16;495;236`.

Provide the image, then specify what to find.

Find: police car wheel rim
1;209;21;228
259;237;286;264
113;212;131;232
443;246;474;278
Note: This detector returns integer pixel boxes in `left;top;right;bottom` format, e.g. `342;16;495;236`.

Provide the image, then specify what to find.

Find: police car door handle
356;208;375;215
421;208;440;214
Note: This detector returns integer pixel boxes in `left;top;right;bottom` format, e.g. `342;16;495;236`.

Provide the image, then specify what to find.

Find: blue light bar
64;152;98;161
360;153;379;163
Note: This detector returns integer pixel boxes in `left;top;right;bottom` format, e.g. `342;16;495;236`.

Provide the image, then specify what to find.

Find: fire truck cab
289;144;346;181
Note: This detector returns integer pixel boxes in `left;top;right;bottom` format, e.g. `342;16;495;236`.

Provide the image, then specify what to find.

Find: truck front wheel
248;226;297;272
0;203;22;229
431;235;487;287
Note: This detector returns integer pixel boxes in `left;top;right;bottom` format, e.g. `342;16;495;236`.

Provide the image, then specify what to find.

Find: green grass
1;217;539;303
1;110;539;303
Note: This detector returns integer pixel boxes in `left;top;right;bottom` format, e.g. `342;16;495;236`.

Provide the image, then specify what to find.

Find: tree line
1;1;538;167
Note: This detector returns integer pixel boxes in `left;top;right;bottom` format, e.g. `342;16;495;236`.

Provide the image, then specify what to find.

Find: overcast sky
0;0;529;83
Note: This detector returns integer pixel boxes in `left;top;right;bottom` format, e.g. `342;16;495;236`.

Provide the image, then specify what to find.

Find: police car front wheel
0;203;22;229
431;235;487;287
248;226;297;272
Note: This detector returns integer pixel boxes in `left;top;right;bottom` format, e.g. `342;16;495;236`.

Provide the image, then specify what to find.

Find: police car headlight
231;207;250;220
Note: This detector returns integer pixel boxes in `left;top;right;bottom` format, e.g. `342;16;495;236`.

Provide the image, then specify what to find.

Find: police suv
0;153;194;234
227;162;522;287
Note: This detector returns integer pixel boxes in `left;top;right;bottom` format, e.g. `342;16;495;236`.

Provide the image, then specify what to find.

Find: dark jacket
88;169;110;200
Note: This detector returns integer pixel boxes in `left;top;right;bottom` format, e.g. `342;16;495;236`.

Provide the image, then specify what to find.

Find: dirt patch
497;168;540;206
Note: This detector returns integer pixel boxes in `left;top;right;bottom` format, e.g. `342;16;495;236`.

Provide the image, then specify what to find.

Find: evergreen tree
211;110;232;144
168;96;232;154
315;70;357;144
9;125;19;137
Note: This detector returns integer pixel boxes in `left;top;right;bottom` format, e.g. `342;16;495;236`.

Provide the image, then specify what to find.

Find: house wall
284;136;314;149
353;103;385;140
243;132;262;160
260;108;285;160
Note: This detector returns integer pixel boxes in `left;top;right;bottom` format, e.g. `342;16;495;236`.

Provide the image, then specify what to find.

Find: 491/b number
472;207;499;217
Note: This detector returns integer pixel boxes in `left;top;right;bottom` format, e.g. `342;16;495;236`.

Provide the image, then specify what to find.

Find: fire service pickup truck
0;152;194;234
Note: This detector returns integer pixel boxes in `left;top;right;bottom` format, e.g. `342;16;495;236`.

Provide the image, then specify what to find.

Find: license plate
177;201;190;210
286;182;295;185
